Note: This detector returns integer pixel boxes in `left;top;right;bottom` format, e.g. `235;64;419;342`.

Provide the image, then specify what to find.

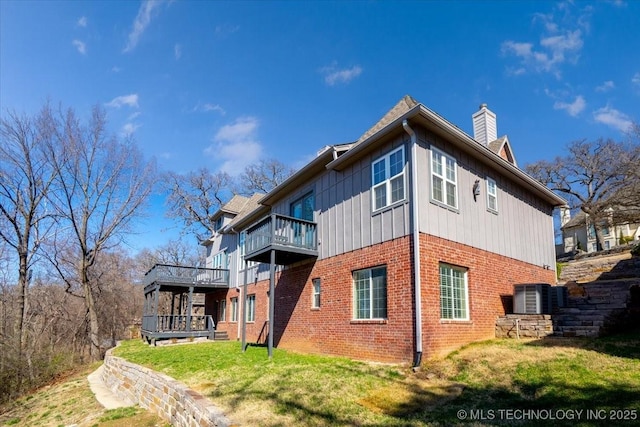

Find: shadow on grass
424;381;640;427
528;327;640;359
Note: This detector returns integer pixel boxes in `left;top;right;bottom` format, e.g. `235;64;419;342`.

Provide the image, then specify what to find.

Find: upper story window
486;177;498;213
431;148;457;209
372;146;405;211
291;192;314;221
212;250;227;269
213;216;223;232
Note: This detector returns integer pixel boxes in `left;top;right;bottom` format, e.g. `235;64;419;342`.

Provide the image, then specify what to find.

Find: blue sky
1;0;639;253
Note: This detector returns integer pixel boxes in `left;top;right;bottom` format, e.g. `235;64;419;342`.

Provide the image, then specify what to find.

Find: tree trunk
81;269;101;361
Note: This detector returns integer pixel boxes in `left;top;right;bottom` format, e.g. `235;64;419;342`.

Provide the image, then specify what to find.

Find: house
560;207;640;254
142;96;565;364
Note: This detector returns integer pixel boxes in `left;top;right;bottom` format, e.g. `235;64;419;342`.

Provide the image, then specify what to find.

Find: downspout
403;119;423;368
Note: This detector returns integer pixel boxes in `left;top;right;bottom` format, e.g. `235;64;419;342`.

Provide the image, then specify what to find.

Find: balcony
245;213;318;265
143;264;229;293
141;315;215;341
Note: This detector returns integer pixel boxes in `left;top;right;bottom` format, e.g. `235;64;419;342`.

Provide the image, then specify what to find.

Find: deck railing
245;213;317;256
143;264;229;287
142;314;215;334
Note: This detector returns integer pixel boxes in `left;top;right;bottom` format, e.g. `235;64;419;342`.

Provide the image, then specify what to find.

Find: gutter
403;119;423;368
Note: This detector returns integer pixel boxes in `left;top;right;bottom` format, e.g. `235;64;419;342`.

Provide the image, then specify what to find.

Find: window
440;264;468;320
291;192;315;221
372;147;405;211
230;297;238;322
604;240;611;250
588;224;596;239
353;266;387;320
218;300;226;322
312;278;321;309
431;148;457;209
486;177;498;212
212;251;227;269
602;225;610;236
214;216;223;232
246;294;256;322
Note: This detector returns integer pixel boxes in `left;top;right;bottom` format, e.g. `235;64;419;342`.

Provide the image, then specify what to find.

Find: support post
268;249;276;359
186;286;193;331
241;261;248;352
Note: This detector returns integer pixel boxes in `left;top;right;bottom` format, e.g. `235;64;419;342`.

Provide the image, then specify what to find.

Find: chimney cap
479;103;488;109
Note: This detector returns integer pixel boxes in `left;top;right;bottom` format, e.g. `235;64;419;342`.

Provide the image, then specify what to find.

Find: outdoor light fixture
473;179;481;201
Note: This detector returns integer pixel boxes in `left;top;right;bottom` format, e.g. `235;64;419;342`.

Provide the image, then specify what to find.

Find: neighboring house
560;207;640;254
143;96;565;364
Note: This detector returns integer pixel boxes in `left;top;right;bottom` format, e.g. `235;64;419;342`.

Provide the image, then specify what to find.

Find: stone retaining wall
102;347;234;427
495;314;554;338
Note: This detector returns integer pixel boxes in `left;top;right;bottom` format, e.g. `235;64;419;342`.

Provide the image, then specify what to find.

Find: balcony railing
142;314;215;334
245;213;318;264
143;264;229;287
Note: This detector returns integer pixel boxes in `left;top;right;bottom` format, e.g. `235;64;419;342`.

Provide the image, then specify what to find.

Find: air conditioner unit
513;284;552;314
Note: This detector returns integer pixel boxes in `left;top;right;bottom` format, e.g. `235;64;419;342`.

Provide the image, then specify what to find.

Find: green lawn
114;329;640;426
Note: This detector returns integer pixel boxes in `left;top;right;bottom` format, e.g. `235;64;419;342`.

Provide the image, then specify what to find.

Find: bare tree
136;237;204;273
526;137;640;250
163;168;233;242
239;158;295;195
0;106;57;377
44;105;155;361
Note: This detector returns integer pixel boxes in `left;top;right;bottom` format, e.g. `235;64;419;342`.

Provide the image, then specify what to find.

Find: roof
488;136;517;166
356;95;418;144
326;96;566;207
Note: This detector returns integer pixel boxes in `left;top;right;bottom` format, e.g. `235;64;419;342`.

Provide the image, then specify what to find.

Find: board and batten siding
263;125;555;269
414;126;556;269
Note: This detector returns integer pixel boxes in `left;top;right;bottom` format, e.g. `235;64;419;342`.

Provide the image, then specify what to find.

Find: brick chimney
472;103;497;147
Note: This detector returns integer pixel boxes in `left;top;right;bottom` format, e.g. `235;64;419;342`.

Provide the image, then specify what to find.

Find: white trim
371;146;406;211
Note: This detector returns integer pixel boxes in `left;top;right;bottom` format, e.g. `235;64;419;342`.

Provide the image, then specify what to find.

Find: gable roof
356;95;418;144
488;135;517;166
327;95;566;207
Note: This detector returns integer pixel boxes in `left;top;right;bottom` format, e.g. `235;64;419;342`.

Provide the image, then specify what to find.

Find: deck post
153;287;159;333
186;286;193;332
268;249;275;359
241;260;248;352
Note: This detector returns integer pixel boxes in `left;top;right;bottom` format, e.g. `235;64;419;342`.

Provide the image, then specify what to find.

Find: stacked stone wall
101;347;234;427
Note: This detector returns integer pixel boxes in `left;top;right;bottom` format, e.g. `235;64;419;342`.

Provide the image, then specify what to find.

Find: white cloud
111;66;122;73
215;24;240;37
595;80;615;92
77;16;87;27
122;122;141;137
553;95;586;117
105;94;139;109
72;39;87;55
593;106;633;132
174;43;182;60
123;0;164;53
205;117;262;174
632;72;640;88
320;63;363;86
193;103;226;115
501;3;590;77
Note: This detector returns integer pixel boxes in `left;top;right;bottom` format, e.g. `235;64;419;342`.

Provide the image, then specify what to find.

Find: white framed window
372;146;405;211
353;266;387;320
431;148;458;209
230;297;238;322
486;177;498;213
212;250;227;269
218;300;226;322
439;264;469;321
246;294;256;322
312;278;321;309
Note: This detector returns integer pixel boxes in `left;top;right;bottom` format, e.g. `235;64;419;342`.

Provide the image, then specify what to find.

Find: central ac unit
513;284;552;314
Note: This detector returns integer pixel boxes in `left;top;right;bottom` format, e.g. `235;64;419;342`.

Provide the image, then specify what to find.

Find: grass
0;363;167;427
112;329;640;426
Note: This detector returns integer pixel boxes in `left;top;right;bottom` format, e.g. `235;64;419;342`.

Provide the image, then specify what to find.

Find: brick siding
206;233;556;363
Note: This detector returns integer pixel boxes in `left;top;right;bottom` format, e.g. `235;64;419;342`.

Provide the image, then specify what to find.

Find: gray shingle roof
356;95;418;144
